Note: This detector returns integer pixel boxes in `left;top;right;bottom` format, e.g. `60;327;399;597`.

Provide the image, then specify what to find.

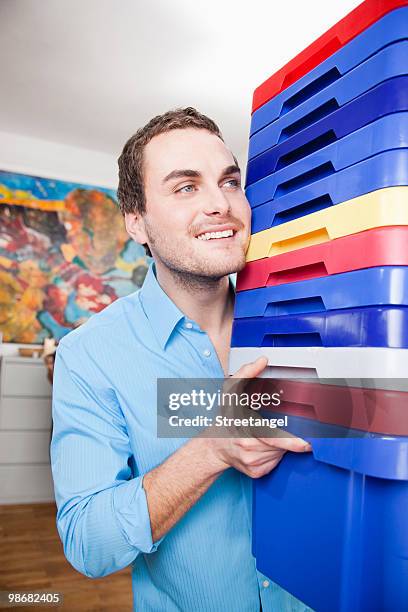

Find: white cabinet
0;465;54;503
0;397;52;430
0;356;54;503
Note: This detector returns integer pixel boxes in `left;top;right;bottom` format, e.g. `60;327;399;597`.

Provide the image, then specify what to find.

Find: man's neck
154;260;234;337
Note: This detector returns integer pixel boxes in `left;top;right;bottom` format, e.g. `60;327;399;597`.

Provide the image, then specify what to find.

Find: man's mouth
196;228;236;241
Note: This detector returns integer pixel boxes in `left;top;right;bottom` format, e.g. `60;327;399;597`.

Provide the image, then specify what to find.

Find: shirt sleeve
51;342;161;578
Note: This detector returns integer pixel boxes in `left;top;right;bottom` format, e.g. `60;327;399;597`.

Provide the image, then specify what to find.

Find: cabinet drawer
0;397;52;430
1;361;51;397
0;464;54;503
0;431;51;464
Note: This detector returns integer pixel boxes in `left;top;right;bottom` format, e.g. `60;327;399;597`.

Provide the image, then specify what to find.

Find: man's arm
51;343;159;578
52;349;309;575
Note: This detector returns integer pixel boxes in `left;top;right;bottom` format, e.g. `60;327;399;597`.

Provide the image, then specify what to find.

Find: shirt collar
139;262;185;350
139;261;236;351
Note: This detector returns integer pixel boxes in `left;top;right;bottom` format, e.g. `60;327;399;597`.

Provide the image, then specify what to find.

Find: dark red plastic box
263;378;408;436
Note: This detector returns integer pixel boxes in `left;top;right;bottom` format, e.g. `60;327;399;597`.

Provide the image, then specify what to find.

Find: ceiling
0;0;360;166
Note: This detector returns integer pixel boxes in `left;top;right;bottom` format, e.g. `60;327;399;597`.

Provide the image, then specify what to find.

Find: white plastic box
229;346;408;390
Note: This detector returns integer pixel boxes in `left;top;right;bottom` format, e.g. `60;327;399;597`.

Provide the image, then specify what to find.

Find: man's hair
117;107;224;218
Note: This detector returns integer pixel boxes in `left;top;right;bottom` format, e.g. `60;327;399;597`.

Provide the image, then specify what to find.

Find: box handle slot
281;67;341;115
276;130;337;170
269;227;330;255
261;333;323;347
267;262;329;285
278;99;339;142
275;162;334;197
272;194;334;225
264;296;325;317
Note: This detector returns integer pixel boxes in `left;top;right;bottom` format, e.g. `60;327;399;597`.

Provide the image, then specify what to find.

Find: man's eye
176;184;196;193
223;179;240;188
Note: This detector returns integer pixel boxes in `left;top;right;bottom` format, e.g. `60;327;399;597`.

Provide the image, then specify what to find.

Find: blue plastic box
247;113;408;209
253;431;408;611
250;39;408;159
231;306;408;348
250;7;408;138
234;267;408;318
246;76;408;186
249;149;408;233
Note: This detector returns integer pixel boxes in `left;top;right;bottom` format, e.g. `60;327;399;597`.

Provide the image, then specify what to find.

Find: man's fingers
235;435;312;454
230;356;268;380
229;359;312;454
258;436;312;453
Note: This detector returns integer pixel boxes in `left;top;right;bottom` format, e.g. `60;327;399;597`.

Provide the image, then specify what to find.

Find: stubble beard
143;220;247;288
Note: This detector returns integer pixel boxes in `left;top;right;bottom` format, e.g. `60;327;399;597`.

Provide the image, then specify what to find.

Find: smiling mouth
196;229;237;241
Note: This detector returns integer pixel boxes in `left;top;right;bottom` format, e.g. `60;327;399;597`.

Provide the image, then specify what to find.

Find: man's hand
204;356;312;479
206;434;311;479
144;357;311;542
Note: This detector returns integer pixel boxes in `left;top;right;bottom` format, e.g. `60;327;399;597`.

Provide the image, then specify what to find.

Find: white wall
0;130;118;187
0;130;119;356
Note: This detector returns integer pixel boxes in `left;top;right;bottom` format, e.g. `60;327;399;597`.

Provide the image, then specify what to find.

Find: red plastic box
262;378;408;436
237;226;408;291
252;0;408;112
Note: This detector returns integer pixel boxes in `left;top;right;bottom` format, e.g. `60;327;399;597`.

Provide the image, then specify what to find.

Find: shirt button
203;349;211;357
185;322;193;329
262;580;270;588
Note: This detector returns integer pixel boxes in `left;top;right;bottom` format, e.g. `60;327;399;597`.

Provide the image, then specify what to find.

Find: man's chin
153;245;247;279
194;253;247;278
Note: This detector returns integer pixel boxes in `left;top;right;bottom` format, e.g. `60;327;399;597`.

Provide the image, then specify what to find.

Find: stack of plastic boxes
229;1;408;610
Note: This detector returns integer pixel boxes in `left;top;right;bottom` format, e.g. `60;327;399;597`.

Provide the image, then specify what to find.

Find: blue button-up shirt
51;262;311;611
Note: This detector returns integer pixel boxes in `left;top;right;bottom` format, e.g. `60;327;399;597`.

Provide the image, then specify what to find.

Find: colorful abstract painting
0;170;150;344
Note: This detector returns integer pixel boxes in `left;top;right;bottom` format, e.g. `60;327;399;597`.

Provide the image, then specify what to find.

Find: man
51;107;312;611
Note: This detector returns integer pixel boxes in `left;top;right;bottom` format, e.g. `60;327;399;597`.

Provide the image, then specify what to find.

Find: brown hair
117;107;223;218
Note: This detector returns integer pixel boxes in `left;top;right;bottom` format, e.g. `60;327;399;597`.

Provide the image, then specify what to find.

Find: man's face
126;128;251;278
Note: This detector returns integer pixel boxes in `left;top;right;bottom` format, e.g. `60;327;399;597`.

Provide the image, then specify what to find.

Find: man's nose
202;187;231;216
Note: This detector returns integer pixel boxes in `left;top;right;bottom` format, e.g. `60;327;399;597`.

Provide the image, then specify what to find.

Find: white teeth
197;229;234;241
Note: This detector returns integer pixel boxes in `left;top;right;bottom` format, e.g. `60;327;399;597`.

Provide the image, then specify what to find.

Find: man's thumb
230;356;268;379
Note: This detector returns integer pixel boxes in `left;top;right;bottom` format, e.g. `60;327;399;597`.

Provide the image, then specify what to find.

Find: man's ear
124;212;148;246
